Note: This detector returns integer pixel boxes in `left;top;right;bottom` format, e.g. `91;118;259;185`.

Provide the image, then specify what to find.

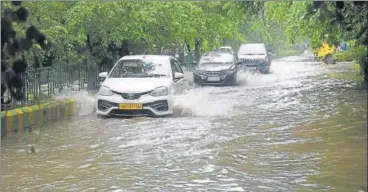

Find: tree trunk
194;38;201;62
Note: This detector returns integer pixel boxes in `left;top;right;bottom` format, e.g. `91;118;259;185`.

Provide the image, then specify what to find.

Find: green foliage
3;1;367;83
333;51;354;62
250;1;367;82
333;40;366;62
9;1;249;70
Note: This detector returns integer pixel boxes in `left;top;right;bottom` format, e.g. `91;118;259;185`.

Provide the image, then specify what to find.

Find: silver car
237;43;272;74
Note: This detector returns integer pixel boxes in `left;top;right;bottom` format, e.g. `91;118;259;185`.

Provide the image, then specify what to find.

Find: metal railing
1;65;104;111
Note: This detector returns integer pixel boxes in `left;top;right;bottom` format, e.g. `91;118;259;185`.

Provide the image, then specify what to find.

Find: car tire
193;81;201;87
260;66;270;74
235;72;239;85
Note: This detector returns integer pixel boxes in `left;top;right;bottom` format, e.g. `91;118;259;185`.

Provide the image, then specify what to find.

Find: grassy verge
327;63;364;82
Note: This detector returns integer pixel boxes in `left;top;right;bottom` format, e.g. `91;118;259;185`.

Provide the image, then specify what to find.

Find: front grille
112;91;151;100
205;71;222;76
240;59;266;66
110;109;153;116
241;59;263;63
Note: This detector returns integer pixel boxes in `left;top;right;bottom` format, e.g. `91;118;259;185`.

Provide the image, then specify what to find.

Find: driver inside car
123;65;144;74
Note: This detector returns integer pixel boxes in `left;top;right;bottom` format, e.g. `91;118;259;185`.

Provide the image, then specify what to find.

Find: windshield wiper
118;73;166;78
121;73;146;78
202;62;225;64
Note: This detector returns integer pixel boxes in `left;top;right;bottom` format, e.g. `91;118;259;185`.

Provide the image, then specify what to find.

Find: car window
239;45;267;55
170;58;181;79
199;53;234;65
173;59;183;73
109;59;169;78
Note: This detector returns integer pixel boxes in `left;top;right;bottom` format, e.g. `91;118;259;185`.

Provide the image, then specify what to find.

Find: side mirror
99;72;108;78
192;61;197;65
174;72;184;80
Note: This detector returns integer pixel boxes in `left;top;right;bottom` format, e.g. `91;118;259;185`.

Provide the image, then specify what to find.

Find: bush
358;52;368;83
333;51;354;62
333;40;366;62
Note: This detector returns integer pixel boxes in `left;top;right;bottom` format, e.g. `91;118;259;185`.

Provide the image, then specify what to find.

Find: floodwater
1;54;367;192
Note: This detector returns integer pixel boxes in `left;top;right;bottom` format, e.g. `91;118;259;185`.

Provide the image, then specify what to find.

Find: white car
96;55;185;117
218;46;234;55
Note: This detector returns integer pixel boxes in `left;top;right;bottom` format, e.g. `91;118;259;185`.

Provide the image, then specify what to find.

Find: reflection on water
1;55;367;191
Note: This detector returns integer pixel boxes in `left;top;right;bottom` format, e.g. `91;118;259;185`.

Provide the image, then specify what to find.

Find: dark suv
193;51;240;86
237;43;271;74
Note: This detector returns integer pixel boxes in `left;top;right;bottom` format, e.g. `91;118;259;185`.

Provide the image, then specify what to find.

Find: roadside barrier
1;98;76;138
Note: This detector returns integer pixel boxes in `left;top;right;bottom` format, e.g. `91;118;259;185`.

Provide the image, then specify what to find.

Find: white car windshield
239;45;266;55
109;59;169;78
199;53;234;65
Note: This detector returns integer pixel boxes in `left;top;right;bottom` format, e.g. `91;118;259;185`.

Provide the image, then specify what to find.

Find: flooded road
1;55;367;192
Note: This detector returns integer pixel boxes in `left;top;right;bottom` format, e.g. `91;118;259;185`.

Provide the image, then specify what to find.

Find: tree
306;1;368;82
1;1;49;104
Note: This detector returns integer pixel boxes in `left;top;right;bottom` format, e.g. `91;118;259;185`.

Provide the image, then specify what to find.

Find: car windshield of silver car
199;53;234;65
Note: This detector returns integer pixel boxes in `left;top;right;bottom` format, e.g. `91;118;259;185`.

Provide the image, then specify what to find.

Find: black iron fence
1;64;105;111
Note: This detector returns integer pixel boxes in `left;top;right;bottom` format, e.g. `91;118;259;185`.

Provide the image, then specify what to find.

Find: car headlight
193;69;205;75
98;86;113;96
259;60;267;65
224;66;236;74
225;70;236;74
149;86;169;97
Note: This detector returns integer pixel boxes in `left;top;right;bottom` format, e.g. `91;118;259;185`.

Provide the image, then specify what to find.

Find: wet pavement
1;54;367;192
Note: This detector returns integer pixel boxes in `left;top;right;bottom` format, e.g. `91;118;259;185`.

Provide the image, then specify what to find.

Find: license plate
207;76;221;81
119;103;143;110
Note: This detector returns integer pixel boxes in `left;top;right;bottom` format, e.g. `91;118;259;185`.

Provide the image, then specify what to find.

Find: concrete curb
1;98;76;138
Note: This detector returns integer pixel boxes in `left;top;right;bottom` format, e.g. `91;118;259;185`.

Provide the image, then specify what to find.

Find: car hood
102;77;171;93
196;64;233;71
238;55;267;60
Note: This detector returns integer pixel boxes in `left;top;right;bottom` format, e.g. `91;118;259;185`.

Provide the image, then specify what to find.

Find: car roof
203;51;233;56
219;46;232;49
240;43;265;47
119;55;172;61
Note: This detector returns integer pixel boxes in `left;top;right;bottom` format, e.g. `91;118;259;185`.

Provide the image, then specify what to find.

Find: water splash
54;90;96;117
173;86;238;117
